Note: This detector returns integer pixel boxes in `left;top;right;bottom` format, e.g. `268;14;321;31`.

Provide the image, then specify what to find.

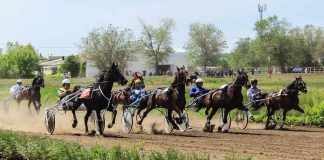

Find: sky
0;0;323;57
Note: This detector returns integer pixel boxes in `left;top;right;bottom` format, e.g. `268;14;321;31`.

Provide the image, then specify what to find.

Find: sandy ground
0;102;324;160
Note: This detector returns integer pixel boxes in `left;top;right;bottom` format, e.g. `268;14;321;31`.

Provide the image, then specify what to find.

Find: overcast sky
0;0;323;56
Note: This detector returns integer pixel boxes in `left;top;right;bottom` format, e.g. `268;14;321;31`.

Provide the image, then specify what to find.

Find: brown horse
198;70;251;132
16;76;45;114
136;67;189;129
263;76;307;129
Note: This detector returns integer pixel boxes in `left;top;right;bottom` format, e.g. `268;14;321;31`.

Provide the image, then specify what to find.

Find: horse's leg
108;108;117;128
33;100;41;115
28;100;32;114
294;105;306;125
95;109;104;135
137;107;153;125
203;106;211;131
220;108;230;133
266;107;276;129
84;109;92;133
71;109;78;128
279;109;288;129
204;106;218;132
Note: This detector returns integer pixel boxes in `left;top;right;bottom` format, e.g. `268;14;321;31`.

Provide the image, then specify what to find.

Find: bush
305;102;324;126
59;55;80;77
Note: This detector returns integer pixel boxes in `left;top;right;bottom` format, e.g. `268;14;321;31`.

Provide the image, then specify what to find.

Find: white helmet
17;79;22;83
62;79;71;84
196;78;203;83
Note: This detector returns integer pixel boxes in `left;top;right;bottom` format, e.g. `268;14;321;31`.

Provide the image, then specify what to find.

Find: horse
71;63;128;135
263;76;307;129
136;67;189;129
16;75;45;114
196;70;251;132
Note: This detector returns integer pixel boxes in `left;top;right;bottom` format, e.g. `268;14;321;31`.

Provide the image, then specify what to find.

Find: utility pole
258;4;267;20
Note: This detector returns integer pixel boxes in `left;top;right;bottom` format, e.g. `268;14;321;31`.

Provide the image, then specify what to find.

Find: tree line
1;15;323;78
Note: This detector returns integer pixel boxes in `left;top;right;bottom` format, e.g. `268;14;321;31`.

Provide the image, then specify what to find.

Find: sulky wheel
219;110;231;132
121;107;133;133
235;110;248;130
164;116;173;133
176;111;189;132
45;110;55;135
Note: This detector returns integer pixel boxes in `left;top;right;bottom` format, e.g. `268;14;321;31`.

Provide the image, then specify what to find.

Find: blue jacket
247;86;261;102
190;85;207;97
130;86;147;102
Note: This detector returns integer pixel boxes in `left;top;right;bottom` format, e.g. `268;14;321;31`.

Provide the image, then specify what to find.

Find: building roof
39;58;64;67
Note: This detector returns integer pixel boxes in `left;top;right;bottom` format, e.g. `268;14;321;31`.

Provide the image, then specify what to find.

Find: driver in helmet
247;79;264;109
130;79;147;106
10;79;25;99
190;78;209;111
57;79;74;110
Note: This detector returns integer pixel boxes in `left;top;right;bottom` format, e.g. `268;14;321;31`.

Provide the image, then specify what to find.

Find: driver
10;79;25;99
247;79;264;108
190;78;209;111
130;79;147;106
57;79;74;110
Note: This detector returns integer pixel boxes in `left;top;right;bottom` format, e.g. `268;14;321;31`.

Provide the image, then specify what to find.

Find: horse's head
103;63;128;86
34;75;45;88
290;76;307;93
173;66;189;87
235;70;251;89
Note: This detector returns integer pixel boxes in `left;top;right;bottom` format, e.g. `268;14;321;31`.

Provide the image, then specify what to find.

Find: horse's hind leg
136;107;153;126
108;109;117;128
204;106;218;132
294;105;306;125
84;110;92;133
33;101;41;115
265;107;276;129
28;100;32;114
71;109;78;128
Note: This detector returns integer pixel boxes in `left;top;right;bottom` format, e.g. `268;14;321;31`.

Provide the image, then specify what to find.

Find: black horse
263;76;307;129
71;63;128;135
197;70;251;132
16;75;45;114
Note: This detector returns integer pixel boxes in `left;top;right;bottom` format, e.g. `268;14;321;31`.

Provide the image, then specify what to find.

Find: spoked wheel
121;106;133;133
94;111;106;133
218;109;231;132
235;110;248;130
45;110;55;135
164;116;173;133
176;111;189;132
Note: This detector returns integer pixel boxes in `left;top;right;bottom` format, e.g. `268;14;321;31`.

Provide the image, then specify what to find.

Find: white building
85;52;188;77
39;56;64;75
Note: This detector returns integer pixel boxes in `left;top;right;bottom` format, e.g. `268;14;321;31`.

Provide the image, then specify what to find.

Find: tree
59;55;80;77
184;23;226;69
6;43;39;78
140;18;175;73
80;25;138;71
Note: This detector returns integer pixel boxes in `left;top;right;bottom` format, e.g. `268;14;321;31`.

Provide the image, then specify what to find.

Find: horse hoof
302;123;306;126
217;126;222;132
222;129;229;133
72;121;78;128
107;123;114;128
203;127;209;132
209;125;215;133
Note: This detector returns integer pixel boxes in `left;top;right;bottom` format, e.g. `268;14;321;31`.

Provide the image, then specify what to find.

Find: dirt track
1;106;323;160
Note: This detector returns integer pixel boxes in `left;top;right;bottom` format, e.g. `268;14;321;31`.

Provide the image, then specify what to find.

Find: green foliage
0;42;39;78
80;25;138;71
305;102;324;125
0;130;209;160
185;23;226;69
59;55;81;77
140;18;175;73
229;16;324;69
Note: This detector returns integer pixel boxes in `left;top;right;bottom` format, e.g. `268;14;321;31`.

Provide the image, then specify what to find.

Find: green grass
0;73;324;125
0;130;209;160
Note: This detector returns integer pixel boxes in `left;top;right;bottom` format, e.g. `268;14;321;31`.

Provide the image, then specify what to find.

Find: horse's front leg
219;107;230;133
265;107;276;129
279;109;288;129
95;109;104;135
28;100;32;114
33;100;41;115
204;105;218;132
84;110;92;133
294;105;306;125
107;108;117;128
136;107;153;126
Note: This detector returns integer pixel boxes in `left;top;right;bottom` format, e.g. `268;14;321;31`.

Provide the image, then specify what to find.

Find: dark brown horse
16;76;45;114
263;76;307;129
136;67;189;128
198;70;251;132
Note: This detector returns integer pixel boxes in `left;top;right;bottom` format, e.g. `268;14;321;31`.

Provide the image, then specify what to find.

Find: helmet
135;79;142;84
62;79;71;84
196;78;203;83
17;79;22;83
251;79;258;84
